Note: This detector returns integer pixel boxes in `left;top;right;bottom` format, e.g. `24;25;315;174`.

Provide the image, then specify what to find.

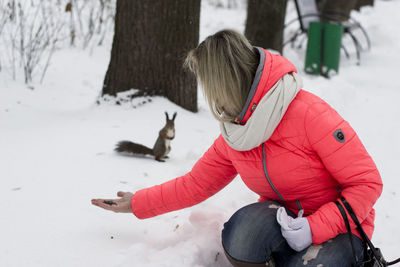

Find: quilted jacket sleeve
304;102;383;245
131;135;237;219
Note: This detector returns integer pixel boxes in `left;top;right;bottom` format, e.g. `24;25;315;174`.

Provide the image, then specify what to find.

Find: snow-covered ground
1;1;399;266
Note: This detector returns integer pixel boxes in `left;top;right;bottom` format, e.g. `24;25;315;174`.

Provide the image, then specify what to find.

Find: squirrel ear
172;112;177;121
165;111;169;121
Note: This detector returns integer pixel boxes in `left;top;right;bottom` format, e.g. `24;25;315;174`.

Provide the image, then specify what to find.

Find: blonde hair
184;29;259;122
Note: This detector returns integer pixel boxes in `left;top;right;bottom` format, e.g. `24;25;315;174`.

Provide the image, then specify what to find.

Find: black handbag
335;197;400;267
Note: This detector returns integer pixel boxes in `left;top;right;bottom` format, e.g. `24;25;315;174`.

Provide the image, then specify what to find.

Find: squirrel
115;112;177;162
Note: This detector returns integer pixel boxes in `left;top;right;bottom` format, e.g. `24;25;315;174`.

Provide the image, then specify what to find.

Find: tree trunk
318;0;358;21
102;0;200;112
244;0;288;54
354;0;374;11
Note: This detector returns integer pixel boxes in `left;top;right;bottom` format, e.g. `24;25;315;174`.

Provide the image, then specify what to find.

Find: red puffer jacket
131;49;383;245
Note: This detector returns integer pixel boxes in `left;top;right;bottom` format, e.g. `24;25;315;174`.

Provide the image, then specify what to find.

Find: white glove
276;207;312;252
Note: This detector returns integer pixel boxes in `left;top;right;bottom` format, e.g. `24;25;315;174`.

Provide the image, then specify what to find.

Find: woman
92;30;382;266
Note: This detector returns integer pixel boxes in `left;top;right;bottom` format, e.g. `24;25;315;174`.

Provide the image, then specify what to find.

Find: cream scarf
220;73;303;151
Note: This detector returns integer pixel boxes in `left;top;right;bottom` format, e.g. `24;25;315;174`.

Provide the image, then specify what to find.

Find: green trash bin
305;22;323;75
304;22;344;77
322;23;344;77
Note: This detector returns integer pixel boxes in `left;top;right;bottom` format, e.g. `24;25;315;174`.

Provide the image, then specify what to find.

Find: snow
1;0;399;266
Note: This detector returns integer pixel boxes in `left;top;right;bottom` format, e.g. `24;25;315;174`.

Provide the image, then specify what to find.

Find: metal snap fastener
251;103;257;112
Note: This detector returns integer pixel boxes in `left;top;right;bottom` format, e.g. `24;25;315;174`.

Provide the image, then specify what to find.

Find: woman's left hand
276;207;312;252
91;191;133;213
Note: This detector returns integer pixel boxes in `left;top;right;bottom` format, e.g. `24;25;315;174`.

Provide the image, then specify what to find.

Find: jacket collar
234;47;297;125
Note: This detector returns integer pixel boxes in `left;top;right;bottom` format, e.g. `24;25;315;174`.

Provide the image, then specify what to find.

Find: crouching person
92;30;382;266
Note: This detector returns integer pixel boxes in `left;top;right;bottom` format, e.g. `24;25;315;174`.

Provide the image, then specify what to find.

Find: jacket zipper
296;200;303;211
262;144;305;215
262;143;286;202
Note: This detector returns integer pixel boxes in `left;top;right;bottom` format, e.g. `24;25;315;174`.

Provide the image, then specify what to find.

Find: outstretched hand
91;191;133;213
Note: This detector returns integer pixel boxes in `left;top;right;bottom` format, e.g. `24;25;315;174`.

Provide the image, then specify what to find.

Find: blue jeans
222;201;364;266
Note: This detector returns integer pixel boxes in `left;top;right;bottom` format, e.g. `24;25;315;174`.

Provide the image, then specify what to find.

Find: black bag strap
340;198;380;254
339;197;400;266
335;200;360;265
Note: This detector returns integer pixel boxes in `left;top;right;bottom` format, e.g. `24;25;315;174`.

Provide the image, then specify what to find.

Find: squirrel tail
115;141;154;156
